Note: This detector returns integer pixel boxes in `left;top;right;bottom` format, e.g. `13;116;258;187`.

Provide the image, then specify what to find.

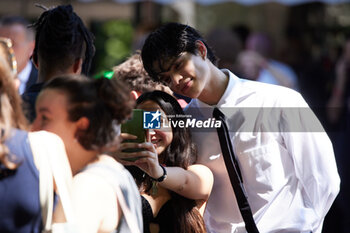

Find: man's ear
73;58;83;74
195;40;207;60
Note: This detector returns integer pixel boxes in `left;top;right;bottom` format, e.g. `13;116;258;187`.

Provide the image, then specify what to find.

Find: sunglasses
0;37;17;74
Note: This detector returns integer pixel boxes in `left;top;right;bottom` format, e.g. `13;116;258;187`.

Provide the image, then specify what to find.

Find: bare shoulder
188;164;213;177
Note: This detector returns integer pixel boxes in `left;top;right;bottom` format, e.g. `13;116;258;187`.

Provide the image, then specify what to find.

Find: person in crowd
141;22;340;233
326;36;350;233
205;27;242;72
113;52;173;98
0;16;37;95
0;37;19;89
113;52;188;108
32;74;142;233
116;90;213;233
22;4;95;122
237;32;299;90
231;24;250;49
0;43;72;233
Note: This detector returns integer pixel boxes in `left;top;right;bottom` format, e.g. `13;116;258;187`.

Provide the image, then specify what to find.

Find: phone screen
121;109;146;157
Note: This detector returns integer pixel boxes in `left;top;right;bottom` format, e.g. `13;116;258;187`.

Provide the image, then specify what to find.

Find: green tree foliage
92;20;133;76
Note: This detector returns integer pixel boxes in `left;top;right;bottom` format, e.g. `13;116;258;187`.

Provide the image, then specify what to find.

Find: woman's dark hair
0;57;27;169
42;75;134;151
31;4;95;77
141;22;217;83
135;90;206;233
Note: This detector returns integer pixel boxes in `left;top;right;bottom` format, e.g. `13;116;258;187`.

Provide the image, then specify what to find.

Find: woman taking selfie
117;90;213;233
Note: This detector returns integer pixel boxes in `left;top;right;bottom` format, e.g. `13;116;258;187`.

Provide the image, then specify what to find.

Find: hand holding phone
120;109;146;161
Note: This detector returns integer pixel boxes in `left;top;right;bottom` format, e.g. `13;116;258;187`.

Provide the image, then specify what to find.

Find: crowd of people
0;3;342;233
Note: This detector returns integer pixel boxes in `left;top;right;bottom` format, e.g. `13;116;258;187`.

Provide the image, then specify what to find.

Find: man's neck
37;71;52;83
198;65;229;105
37;69;70;83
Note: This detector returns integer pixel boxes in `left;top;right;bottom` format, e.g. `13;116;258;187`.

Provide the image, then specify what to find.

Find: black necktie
213;107;259;233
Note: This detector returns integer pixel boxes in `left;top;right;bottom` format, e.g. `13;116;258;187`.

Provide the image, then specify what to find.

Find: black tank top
141;195;176;233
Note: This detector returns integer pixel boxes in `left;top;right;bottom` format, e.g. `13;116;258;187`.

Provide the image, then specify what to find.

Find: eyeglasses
0;37;17;74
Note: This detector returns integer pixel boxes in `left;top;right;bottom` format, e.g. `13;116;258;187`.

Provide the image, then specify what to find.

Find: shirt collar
18;61;32;95
17;61;32;83
216;69;240;107
194;69;241;109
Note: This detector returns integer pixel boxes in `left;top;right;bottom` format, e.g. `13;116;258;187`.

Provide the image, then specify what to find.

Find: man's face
0;24;34;73
153;52;210;99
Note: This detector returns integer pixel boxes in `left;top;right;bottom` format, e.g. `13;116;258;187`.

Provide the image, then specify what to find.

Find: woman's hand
116;138;164;180
109;133;137;161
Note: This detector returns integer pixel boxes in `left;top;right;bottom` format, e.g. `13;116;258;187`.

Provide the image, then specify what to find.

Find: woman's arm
117;142;213;201
158;164;213;201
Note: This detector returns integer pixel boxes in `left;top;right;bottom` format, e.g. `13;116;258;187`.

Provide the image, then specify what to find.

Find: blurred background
2;0;350;232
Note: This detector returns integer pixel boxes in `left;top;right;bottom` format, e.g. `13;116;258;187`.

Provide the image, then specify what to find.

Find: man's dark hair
0;16;35;41
141;22;217;82
31;4;95;77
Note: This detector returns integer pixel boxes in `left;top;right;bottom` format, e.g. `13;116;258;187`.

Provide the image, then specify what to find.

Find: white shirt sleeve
281;92;340;232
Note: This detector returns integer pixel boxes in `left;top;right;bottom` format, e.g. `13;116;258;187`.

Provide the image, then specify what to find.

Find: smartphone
121;109;146;161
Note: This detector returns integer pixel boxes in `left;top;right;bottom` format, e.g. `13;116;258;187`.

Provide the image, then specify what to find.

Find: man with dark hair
0;16;37;95
22;4;95;122
141;22;340;233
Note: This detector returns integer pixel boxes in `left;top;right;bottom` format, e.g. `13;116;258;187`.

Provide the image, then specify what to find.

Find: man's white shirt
185;69;340;233
17;61;32;95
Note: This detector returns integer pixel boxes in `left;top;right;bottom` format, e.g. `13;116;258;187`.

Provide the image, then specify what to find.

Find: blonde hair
0;56;27;169
0;37;17;74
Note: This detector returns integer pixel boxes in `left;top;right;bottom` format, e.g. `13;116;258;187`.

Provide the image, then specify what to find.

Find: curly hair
113;52;172;94
42;75;134;151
